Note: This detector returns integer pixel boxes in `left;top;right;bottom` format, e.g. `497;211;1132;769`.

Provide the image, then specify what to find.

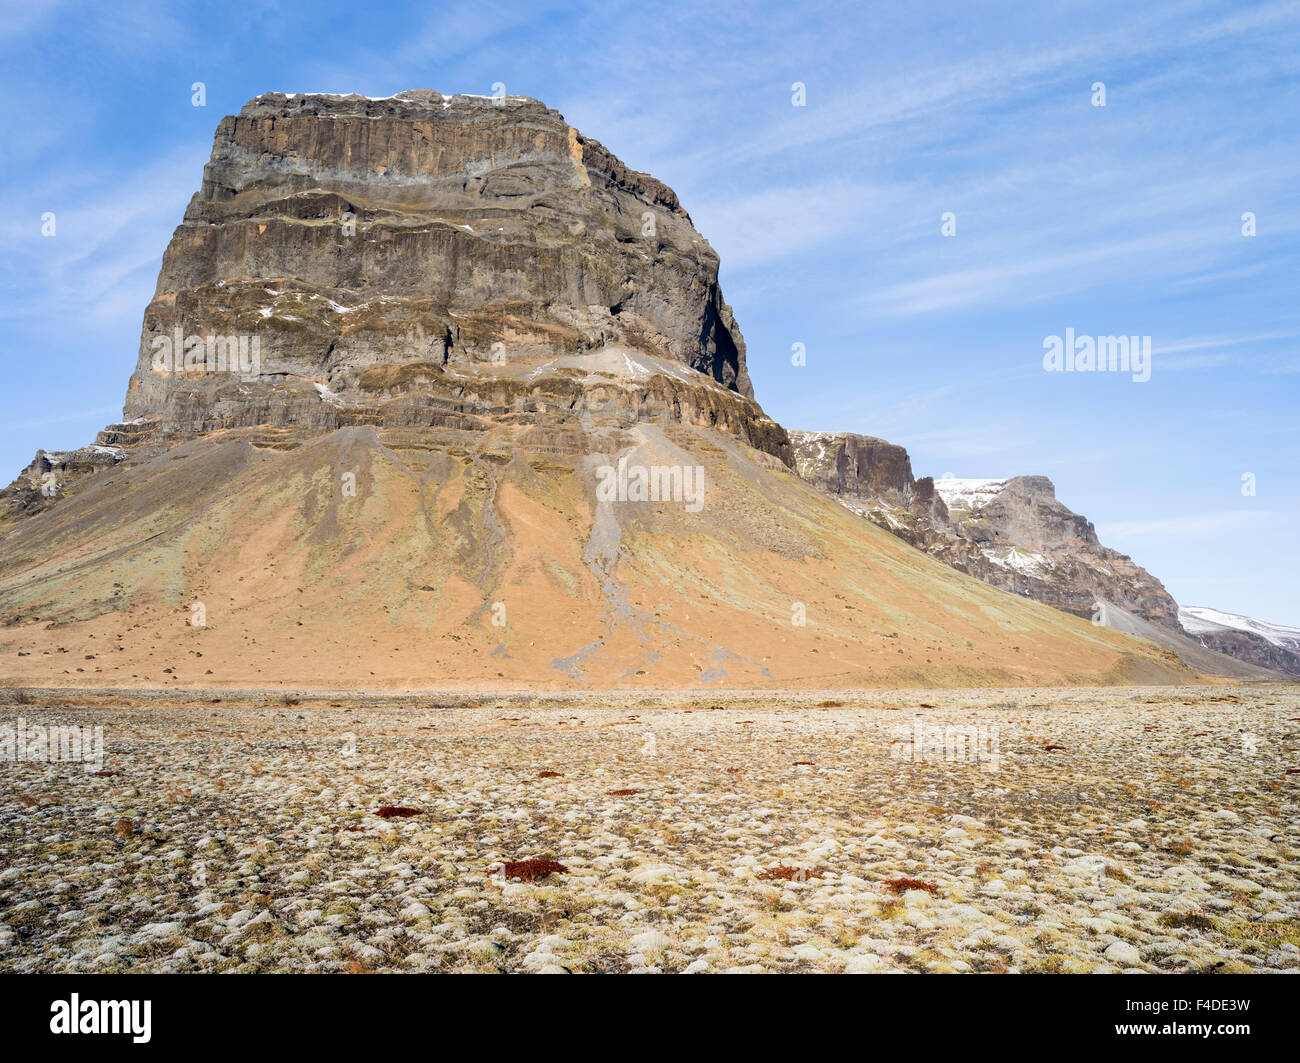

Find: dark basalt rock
790;431;948;525
3;90;792;528
120;90;779;453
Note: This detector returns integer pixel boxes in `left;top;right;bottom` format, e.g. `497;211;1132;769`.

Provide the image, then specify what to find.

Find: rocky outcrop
1184;626;1300;677
115;90;785;462
792;429;1299;678
936;476;1094;551
791;434;1298;679
791;431;945;517
788;430;1244;667
929;475;1183;628
1;444;127;523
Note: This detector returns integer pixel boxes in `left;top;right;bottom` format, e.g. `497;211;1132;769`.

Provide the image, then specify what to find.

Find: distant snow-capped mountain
1179;606;1300;677
1180;607;1300;652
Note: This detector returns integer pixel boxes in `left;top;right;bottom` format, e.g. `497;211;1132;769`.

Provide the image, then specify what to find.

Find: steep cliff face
791;431;944;515
789;430;1213;654
935;476;1095;551
930;475;1182;628
119;90;780;456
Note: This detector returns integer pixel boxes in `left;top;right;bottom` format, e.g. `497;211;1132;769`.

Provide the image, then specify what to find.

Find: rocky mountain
929;475;1182;629
789;430;1280;679
0;92;1205;689
119;90;783;454
785;432;947;531
1179;607;1300;678
790;431;1180;625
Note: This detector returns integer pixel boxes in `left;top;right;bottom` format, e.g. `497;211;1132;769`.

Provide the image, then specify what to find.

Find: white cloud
691;180;889;269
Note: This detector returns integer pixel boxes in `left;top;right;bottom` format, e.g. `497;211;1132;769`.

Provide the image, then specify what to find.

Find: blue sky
2;0;1297;622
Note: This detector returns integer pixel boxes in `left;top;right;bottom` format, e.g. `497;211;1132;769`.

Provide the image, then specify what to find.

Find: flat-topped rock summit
119;89;781;458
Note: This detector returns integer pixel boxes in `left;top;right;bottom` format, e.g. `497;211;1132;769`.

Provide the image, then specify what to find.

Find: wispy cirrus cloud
1100;510;1275;540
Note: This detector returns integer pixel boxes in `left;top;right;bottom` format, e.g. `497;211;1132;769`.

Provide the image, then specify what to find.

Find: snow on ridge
987;546;1051;577
1179;606;1300;649
37;444;125;463
934;477;1010;510
274;92;531;109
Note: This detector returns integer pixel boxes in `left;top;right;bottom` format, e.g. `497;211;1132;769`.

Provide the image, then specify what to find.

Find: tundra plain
2;685;1297;974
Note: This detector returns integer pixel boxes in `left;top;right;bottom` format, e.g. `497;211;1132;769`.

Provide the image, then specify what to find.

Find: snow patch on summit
934;477;1009;510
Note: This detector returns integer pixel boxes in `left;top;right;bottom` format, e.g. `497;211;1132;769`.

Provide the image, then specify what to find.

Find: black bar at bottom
0;972;1286;1051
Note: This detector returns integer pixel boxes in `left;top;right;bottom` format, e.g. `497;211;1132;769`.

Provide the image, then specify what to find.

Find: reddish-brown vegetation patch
374;805;423;818
756;865;826;881
494;858;568;883
883;876;938;895
604;788;640;796
537;770;564;778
